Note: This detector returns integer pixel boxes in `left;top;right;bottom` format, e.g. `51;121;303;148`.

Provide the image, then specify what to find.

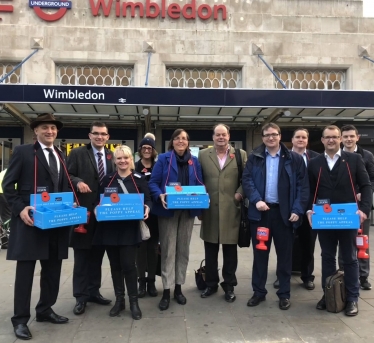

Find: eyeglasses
141;147;153;151
262;133;280;138
173;137;188;141
323;136;340;140
90;132;108;137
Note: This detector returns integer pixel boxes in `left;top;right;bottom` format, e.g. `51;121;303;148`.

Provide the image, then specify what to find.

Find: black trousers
298;214;318;282
250;206;294;299
12;238;62;327
106;245;138;297
318;229;359;302
136;233;159;280
73;246;106;302
204;241;238;290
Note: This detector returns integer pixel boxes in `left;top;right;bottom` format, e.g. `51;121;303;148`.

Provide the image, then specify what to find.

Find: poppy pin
107;154;112;160
323;204;332;213
175;185;183;192
230;154;235;159
110;193;120;203
188;159;193;165
41;191;50;202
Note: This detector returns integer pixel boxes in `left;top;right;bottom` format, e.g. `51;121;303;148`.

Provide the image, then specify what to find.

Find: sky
364;0;374;17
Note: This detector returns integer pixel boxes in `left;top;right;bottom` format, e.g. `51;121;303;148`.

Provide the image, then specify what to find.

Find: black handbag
235;149;251;248
195;259;207;290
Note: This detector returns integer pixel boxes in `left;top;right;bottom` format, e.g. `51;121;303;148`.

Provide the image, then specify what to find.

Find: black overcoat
2;142;70;261
67;143;114;249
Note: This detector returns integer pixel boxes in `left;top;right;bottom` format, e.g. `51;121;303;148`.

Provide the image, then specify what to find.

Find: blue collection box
312;203;359;230
165;185;209;209
30;192;87;230
96;193;144;221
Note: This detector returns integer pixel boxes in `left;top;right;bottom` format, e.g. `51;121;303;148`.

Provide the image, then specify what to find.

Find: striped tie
97;152;105;185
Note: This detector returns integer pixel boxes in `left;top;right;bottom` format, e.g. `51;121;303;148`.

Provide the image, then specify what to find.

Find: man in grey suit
67;121;114;315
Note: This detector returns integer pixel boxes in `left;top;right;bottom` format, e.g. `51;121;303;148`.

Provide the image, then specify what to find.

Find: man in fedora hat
2;113;71;340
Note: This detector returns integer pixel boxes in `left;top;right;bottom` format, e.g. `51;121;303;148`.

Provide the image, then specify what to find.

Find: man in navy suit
307;125;371;316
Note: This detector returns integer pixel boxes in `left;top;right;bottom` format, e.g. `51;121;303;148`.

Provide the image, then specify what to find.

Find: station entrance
1;84;374;163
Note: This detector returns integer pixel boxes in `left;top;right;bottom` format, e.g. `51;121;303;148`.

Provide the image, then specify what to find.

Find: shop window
56;65;134;86
274;70;346;90
166;67;241;88
0;62;21;84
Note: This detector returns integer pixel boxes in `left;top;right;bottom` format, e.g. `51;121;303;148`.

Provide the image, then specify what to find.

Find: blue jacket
242;142;309;230
148;150;204;218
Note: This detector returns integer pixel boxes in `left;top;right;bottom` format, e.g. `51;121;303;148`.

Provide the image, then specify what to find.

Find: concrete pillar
155;126;162;153
23;127;35;145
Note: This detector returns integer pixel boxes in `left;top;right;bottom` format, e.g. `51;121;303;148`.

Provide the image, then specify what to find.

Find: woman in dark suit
148;129;204;311
93;145;152;320
135;136;159;298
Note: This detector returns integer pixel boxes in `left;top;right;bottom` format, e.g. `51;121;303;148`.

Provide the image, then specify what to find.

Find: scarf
175;150;191;186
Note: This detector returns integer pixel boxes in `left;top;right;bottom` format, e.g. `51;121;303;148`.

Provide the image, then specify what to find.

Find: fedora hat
30;113;63;130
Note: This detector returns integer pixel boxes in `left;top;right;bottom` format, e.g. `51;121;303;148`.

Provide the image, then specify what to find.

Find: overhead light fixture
301;116;353;121
142;106;150;115
282;110;291;117
54;113;110;118
179;116;233;120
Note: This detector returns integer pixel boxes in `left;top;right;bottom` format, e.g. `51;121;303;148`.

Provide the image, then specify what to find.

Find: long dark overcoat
2;141;70;261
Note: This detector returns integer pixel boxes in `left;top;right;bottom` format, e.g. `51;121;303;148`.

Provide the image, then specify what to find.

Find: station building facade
1;0;374;165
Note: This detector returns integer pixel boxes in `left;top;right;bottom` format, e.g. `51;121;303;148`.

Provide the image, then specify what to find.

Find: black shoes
138;278;147;298
109;297;125;317
174;292;187;305
360;277;372;290
273;279;280;289
279;298;291;310
224;290;236;303
14;324;32;340
73;301;86;315
159;297;170;311
87;294;112;305
316;296;326;310
247;295;266;307
304;281;315;290
147;278;158;297
35;312;69;324
129;296;142;320
345;301;358;316
201;287;218;298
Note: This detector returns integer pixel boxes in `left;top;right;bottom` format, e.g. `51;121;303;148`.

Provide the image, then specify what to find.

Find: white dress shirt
38;141;60;173
324;149;341;170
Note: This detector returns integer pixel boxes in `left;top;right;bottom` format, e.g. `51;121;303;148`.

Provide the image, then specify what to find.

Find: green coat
199;147;247;244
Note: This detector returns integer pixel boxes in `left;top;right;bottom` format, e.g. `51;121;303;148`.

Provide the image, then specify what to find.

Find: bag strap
234;148;243;187
199;259;205;269
117;179;129;194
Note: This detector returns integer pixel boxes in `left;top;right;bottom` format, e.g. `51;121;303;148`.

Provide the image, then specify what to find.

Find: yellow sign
66;143;121;155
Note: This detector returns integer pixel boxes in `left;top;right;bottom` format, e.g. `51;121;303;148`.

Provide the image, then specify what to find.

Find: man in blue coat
242;123;309;310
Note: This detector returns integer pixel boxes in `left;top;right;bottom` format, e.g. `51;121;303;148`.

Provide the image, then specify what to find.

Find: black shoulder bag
235;149;251;248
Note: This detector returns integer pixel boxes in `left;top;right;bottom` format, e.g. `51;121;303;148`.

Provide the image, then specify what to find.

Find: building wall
1;0;373;90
